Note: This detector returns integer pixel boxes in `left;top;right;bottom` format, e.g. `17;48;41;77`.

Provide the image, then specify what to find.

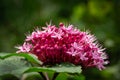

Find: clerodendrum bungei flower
16;23;109;70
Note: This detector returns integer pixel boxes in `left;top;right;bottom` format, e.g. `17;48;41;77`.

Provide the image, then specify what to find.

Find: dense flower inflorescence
16;23;108;70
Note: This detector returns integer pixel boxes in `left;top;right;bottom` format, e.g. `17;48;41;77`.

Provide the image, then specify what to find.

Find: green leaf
0;53;42;65
0;74;19;80
67;74;85;80
25;63;82;74
0;53;9;59
0;56;31;78
21;72;42;80
55;73;68;80
0;53;82;76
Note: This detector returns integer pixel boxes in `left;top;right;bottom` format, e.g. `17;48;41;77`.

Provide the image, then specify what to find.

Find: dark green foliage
0;53;82;80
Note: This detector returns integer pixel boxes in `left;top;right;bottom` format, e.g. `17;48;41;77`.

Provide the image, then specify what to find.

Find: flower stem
44;72;50;80
39;72;46;80
39;72;49;80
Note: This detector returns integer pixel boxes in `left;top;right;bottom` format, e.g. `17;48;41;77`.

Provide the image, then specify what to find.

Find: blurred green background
0;0;120;80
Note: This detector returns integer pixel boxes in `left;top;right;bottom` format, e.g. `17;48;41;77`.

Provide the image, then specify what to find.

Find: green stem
39;72;49;80
39;72;46;80
44;72;49;80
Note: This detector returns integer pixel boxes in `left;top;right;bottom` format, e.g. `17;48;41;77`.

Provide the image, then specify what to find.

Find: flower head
16;23;108;70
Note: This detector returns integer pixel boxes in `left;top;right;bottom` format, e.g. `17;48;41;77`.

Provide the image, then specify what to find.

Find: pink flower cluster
16;23;108;70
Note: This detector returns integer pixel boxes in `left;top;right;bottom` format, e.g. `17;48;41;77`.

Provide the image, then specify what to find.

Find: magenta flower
16;23;108;70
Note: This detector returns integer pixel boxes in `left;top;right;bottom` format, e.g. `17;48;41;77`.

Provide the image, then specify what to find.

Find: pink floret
16;23;108;70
